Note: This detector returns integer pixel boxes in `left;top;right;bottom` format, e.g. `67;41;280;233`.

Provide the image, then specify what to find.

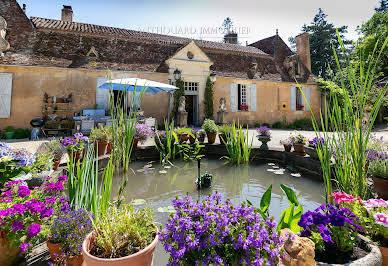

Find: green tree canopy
375;0;388;12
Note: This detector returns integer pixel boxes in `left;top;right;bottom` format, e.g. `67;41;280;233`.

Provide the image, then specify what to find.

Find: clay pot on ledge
283;144;292;152
106;142;113;153
293;143;305;155
372;175;388;200
53;160;60;171
188;134;196;144
178;133;189;142
94;140;108;156
132;138;139;149
0;231;22;266
379;245;388;266
82;231;159;266
198;136;205;143
47;237;84;266
68;150;83;162
206;132;217;144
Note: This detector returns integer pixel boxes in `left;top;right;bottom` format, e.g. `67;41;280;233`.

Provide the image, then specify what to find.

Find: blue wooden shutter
290;86;296;111
230;83;237;112
96;77;109;112
250;83;257;111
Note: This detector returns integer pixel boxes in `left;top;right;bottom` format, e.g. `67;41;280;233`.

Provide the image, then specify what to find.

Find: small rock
280;229;315;266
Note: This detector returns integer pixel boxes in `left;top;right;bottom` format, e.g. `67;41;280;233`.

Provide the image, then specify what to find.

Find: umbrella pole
167;91;173;124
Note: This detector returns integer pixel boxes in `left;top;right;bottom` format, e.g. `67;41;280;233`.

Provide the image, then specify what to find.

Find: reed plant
222;121;252;164
302;33;387;201
154;120;179;165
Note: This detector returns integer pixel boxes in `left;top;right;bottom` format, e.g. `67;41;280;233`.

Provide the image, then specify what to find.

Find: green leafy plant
201;119;217;134
262;123;270;128
218;124;232;135
155;120;179;165
30;152;53;174
271;121;282;129
41;139;64;161
14;128;30;139
179;142;205;161
368;158;388;179
255;123;261;128
89;127;108;142
204;76;214;118
172;78;185;117
5;126;14;132
302;33;388;201
91;204;157;259
222;122;252;164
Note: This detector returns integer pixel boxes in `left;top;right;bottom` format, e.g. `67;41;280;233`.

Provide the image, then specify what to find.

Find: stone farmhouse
0;0;320;129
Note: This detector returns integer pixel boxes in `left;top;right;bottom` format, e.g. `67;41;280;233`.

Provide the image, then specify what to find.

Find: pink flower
329;192;356;205
361;199;388;210
373;212;388;227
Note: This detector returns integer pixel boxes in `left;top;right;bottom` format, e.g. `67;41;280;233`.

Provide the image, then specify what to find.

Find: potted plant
280;137;293;152
197;130;206;143
239;104;249;111
174;127;190;143
43;139;64;170
101;126;113;153
256;126;271;150
330;192;388;265
298;203;382;265
4;126;15;140
290;132;307;154
90;128;109;156
0;142;35;188
159;192;287;265
82;204;158;266
0;176;68;266
202;119;217;144
61;133;89;162
305;137;325;160
47;209;93;266
188;128;197;144
134;123;155;149
218;125;232;144
368;153;388;199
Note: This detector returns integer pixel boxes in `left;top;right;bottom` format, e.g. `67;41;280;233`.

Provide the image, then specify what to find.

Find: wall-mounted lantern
173;69;181;81
210;71;217;83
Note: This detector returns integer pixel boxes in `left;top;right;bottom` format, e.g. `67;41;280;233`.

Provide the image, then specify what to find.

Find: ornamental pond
112;159;325;265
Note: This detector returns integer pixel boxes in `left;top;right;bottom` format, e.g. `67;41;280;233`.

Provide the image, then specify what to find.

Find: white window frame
295;88;304;111
184;81;198;92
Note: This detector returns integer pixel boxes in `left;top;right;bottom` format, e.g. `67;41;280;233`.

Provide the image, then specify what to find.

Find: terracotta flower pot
94;140;108;156
198;136;205;143
82;231;159;266
178;133;189;142
379;245;388;266
206;133;217;144
133;138;139;149
47;238;84;266
372;176;388;200
0;231;22;266
293;143;305;154
53;160;60;171
283;144;292;152
68;150;83;162
219;134;227;144
106;142;113;153
189;135;196;144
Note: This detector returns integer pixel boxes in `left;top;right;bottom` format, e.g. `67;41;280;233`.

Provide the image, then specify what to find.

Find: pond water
113;159;325;265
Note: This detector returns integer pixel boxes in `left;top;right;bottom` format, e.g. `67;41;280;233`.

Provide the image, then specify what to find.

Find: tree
173;78;185;118
290;8;351;79
204;76;214;118
375;0;388;12
221;17;233;34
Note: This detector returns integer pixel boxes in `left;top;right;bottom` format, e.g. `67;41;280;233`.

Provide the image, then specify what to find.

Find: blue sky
17;0;379;45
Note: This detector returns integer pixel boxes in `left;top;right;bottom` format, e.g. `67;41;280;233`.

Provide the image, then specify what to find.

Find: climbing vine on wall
173;78;185;117
204;76;214;118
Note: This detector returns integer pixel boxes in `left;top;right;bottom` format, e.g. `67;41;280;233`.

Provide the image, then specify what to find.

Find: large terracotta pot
379;245;388;266
219;134;227;144
0;231;22;266
82;231;159;266
68;150;83;162
372;176;388;200
283;144;292;152
133;138;139;149
106;142;113;153
206;133;217;144
189;134;196;144
47;238;83;266
53;160;60;171
198;136;205;143
293;143;305;154
178;133;189;142
94;140;108;156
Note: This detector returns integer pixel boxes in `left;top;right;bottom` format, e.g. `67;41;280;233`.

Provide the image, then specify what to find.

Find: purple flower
20;243;32;252
45;196;56;205
27;223;41;237
61;203;70;212
17;186;31;198
135;124;155;143
256;126;271;137
40;208;54;218
12;221;23;232
57;175;68;182
1;190;13;198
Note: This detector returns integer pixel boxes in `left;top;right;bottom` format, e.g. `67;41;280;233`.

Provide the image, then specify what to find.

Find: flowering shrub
50;209;93;260
0;142;35;187
256;126;271;137
239;104;248;111
298;204;363;253
329;192;388;244
61;133;89;152
365;150;388;163
296;104;304;110
308;137;325;148
290;133;307;145
134;123;155;143
368;155;388;179
159;192;286;265
0;176;68;252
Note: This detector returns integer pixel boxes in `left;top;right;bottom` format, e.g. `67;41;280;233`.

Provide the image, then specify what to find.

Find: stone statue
177;96;187;127
178;96;186;113
0;16;10;54
217;97;228;125
218;97;227;112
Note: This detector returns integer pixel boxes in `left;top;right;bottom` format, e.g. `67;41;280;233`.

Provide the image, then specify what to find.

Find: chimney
22;4;26;13
61;5;73;22
295;32;311;72
224;32;238;44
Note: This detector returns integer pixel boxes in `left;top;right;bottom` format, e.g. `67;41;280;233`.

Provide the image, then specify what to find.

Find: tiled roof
30;17;268;57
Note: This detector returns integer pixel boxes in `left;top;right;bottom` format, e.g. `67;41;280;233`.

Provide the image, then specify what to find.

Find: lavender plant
134;123;155;144
61;133;89;152
308;137;325;148
256;126;271;137
159;192;286;265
